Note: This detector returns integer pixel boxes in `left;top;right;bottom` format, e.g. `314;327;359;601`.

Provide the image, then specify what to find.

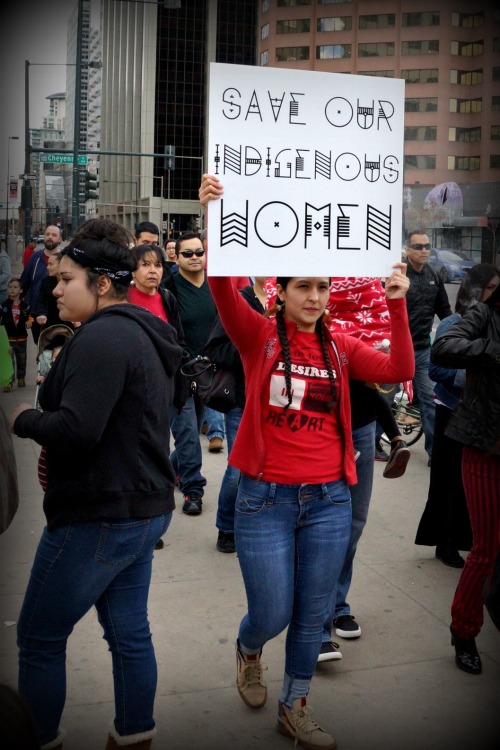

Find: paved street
0;263;498;750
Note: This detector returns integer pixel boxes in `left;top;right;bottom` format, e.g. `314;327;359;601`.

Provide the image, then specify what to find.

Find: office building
257;0;500;263
99;0;257;236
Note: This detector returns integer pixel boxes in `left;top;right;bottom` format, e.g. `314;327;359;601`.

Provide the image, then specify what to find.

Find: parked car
428;248;474;283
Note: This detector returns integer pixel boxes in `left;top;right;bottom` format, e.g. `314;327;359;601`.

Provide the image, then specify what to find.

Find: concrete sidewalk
0;311;498;749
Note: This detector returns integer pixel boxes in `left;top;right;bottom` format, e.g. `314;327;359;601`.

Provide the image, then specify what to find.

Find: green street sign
39;154;88;165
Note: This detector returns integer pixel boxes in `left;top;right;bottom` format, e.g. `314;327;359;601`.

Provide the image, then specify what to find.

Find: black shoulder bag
180;355;237;414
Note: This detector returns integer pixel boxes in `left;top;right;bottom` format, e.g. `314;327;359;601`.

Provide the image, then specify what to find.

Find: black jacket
0;297;30;341
430;301;500;454
14;304;183;528
406;263;452;350
203;284;265;408
157;286;190;411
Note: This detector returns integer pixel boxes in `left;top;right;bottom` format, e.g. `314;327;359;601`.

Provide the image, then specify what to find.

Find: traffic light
85;171;98;200
164;145;175;171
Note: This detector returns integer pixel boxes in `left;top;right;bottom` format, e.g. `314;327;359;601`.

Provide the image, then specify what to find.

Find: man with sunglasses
404;230;452;466
165;232;220;515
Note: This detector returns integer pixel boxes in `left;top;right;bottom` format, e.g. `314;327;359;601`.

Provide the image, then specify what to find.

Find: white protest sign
207;62;405;277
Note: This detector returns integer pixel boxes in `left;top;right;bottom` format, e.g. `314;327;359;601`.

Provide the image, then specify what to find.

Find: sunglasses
408;243;431;251
179;249;205;258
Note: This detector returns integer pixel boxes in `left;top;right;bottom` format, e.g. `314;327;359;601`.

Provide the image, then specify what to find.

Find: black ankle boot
450;627;482;675
435;545;465;568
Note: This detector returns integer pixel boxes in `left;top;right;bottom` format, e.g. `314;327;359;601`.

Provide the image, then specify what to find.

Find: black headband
61;246;132;286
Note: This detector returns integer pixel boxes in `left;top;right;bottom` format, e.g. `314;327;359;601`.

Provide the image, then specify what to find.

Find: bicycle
380;383;423;447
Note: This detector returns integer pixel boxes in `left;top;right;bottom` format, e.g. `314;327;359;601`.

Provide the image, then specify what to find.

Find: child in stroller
35;324;74;410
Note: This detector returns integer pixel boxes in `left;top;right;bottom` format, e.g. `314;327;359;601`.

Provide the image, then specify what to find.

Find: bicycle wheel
380;398;423;447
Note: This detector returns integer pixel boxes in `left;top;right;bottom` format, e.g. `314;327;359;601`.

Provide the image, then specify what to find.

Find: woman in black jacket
431;278;500;676
9;219;183;750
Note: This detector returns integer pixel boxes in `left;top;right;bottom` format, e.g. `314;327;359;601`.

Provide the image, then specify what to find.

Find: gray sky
0;0;74;208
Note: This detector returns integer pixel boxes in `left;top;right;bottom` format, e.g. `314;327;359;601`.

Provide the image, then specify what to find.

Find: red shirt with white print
261;331;342;483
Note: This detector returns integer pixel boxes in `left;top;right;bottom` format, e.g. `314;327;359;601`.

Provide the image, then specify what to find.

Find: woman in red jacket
200;174;414;749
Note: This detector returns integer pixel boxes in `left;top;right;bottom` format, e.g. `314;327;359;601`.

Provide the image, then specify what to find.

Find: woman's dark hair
65;219;136;300
455;263;499;314
275;277;337;412
486;271;500;307
130;243;164;265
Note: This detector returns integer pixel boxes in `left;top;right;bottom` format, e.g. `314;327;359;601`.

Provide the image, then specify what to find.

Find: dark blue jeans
203;406;225;441
235;475;351;703
216;406;243;532
170;394;207;497
323;421;376;639
17;514;171;745
413;347;436;457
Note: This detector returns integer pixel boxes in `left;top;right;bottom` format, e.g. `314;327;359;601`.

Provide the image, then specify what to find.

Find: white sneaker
317;641;343;663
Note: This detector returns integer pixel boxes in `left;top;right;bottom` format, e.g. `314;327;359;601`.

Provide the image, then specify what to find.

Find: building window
405;126;437;141
494;68;500;82
358;42;395;57
451;12;484;28
277;0;311;6
358;14;395;29
317;17;352;31
451;40;484;56
402;12;440;27
261;23;269;39
317;44;351;59
405;97;438;112
490;156;500;168
262;0;269;12
492;96;500;111
450;69;483;85
260;50;269;66
401;69;439;84
448;156;480;170
449;98;482;113
277;19;311;33
448;126;481;142
492;126;500;140
276;46;310;61
360;70;394;78
404;155;436;169
401;40;439;55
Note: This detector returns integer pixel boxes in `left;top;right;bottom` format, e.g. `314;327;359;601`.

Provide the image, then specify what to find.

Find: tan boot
277;698;337;749
105;725;156;749
236;641;268;709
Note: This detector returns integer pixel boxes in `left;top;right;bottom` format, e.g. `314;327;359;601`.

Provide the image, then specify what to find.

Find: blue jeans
235;475;351;702
323;422;375;639
216;407;244;533
203;406;225;441
170;395;207;497
413;347;436;457
17;514;171;745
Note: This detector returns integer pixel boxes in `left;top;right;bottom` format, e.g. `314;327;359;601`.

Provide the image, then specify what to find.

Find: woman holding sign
200;174;414;749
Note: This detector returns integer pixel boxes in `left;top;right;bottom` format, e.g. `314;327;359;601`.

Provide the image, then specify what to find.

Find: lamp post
5;135;20;254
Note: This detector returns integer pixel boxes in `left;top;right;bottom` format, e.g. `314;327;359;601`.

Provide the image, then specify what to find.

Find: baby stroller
34;324;74;410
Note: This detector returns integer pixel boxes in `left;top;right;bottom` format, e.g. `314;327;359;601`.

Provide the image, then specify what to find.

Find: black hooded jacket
14;303;183;528
431;298;500;455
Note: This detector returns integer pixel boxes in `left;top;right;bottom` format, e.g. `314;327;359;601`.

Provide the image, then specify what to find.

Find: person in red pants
431;277;500;675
